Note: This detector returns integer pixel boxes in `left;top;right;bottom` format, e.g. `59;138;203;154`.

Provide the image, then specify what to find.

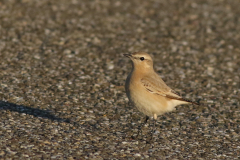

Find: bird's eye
140;57;145;61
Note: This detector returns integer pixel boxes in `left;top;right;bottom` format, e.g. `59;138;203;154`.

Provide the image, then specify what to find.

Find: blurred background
0;0;239;159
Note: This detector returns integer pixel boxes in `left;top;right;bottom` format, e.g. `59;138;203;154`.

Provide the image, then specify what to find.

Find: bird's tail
166;95;200;105
181;97;200;105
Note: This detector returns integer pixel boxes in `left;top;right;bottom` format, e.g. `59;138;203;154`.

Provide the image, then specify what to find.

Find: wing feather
141;76;199;105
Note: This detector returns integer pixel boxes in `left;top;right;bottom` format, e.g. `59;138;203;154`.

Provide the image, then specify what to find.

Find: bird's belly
129;87;176;117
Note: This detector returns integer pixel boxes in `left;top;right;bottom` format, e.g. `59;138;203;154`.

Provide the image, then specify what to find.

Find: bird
124;52;199;140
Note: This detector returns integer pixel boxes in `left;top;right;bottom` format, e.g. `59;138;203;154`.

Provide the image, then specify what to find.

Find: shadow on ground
0;101;70;123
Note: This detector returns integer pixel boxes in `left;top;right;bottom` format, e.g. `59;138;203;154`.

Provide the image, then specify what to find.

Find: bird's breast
126;76;175;116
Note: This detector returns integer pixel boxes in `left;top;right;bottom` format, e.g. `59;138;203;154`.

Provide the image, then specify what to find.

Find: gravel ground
0;0;239;159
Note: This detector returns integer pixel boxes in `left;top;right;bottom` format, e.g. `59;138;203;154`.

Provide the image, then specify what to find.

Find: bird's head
124;52;153;71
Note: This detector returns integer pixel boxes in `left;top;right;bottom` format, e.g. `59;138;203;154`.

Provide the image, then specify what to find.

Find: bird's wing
141;76;179;98
141;76;199;105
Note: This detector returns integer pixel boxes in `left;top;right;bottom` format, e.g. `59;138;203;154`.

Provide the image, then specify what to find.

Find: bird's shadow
0;101;70;123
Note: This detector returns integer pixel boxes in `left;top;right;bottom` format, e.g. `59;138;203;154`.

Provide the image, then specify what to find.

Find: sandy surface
0;0;239;159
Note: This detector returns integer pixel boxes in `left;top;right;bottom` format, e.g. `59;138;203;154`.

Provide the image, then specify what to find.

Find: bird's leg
147;114;157;143
132;116;149;139
150;118;156;141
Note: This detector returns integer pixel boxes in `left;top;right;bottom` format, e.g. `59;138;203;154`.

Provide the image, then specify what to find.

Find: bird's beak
124;54;132;58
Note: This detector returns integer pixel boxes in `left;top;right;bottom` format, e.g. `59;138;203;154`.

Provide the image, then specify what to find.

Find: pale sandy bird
124;52;199;139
